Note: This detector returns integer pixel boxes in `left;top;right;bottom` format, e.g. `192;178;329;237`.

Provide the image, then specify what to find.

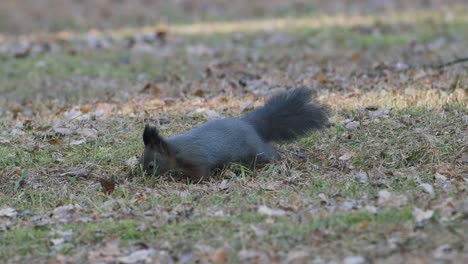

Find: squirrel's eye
148;162;155;169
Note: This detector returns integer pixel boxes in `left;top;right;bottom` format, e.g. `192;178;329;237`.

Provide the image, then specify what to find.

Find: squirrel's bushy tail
242;88;328;142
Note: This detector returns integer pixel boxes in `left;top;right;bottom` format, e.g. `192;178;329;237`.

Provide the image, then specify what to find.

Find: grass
0;2;467;263
1;207;418;261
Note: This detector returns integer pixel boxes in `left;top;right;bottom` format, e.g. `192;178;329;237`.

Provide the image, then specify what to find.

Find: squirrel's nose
148;162;155;170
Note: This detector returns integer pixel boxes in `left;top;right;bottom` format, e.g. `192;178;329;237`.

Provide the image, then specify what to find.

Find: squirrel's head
141;124;176;176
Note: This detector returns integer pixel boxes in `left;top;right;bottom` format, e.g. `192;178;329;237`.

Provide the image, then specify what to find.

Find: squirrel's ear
143;124;171;153
143;124;163;146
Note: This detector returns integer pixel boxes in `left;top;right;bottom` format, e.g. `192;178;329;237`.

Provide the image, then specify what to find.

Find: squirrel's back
168;118;276;170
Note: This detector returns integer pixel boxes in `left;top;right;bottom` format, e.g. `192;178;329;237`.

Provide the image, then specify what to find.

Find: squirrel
141;88;328;181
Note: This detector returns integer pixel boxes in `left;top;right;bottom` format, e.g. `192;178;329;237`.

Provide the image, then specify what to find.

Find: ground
0;0;467;263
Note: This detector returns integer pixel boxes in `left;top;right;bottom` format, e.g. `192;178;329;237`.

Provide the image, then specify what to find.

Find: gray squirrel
141;88;328;181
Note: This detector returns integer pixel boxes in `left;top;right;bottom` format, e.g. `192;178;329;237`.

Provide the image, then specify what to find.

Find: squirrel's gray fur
141;88;328;181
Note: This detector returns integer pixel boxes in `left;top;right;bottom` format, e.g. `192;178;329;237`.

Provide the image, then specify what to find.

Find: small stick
432;57;468;69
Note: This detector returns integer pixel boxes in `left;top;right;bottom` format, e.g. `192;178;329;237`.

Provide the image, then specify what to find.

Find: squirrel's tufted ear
143;124;160;146
143;124;171;153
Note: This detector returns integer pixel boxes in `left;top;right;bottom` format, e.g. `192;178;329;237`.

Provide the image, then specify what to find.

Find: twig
432;56;468;69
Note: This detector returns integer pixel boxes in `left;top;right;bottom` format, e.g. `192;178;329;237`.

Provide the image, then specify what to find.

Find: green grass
0;207;416;261
1;18;466;104
0;4;467;262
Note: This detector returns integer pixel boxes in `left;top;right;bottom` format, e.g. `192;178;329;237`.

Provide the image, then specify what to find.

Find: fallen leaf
140;82;162;95
60;168;89;177
117;249;156;264
210;248;228;264
258;205;286;216
434;198;457;222
365;105;379;111
339;152;354;161
343;255;368;264
126;157;139;167
88;236;121;263
433;244;453;259
250;225;266;237
377;190;391;202
378;190;407;207
52;205;75;219
11;42;31;58
284;250;310;264
238;250;269;263
194;89;205;97
434;172;447;182
79;128;98;139
0;207;17;218
218;179;228;191
369;108;390;119
204;110;221;120
317;193;329;206
413;207;434;224
178;251;193;263
99;177;117;194
418;183;435;196
51;238;65;248
345;121;360;130
53;127;74;136
69;139;86;146
400;114;412;125
0;137;10;144
239;100;254;112
365;205;378;214
354;172;368;184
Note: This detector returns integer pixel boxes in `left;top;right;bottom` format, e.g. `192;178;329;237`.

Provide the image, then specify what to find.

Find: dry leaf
317;193;329;206
0;137;11;144
204;110;221;120
52;205;75;219
99;177;117;194
339;152;354;161
250;225;266;237
88;236;121;263
79;128;98;139
258;205;286;216
210;248;228;264
117;249;156;264
53;127;74;136
354;172;368;184
435;198;457;222
218;179;228;191
51;238;65;248
433;244;453;259
369;108;390;119
60;168;89;177
365;105;379;111
0;207;17;218
126;157;139;167
284;250;310;264
343;255;368;264
194;89;205;97
418;183;435;196
177;251;193;263
434;172;447;182
413;207;434;224
69;139;86;146
378;190;408;207
239;100;254;112
238;250;269;263
345;121;360;130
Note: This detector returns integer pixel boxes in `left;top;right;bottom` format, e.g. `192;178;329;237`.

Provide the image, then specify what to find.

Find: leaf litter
0;0;467;263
